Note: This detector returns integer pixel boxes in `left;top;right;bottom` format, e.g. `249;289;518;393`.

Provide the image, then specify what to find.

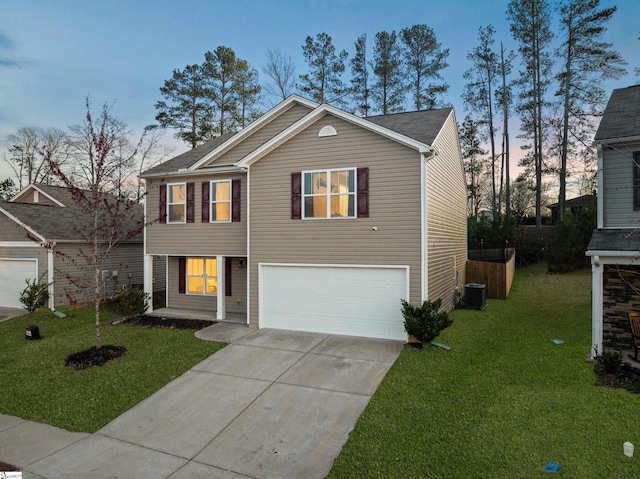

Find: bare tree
263;48;296;101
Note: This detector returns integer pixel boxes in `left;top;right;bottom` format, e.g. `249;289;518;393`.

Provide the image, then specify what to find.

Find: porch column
217;255;226;320
590;256;603;359
47;245;55;310
144;254;154;313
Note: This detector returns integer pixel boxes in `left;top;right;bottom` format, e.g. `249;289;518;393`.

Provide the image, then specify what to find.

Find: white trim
246;168;251;325
421;152;428;302
0;257;38;309
0;241;41;248
189;95;319;171
596;135;640;146
144;254;154;312
166;182;187;224
216;255;225;320
591;258;603;358
47;247;54;309
237;103;433;168
10;184;65;207
0;206;47;243
597;143;604;229
208;179;232;223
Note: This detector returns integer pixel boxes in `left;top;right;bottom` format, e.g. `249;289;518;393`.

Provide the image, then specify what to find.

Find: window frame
209;179;232;223
302;167;356;220
167;182;187;224
186;257;218;296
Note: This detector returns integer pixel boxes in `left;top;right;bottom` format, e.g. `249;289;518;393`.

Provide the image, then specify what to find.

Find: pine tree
350;34;371;117
299;33;349;106
460;115;488;217
234;59;262;128
400;24;450;110
507;0;554;228
370;30;405;114
555;0;626;221
203;46;240;136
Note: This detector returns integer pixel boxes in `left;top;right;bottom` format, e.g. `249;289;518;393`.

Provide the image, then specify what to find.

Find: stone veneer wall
602;265;640;350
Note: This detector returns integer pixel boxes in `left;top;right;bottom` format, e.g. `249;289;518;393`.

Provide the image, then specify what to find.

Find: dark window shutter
178;257;186;294
291;172;302;219
186;182;195;223
357;167;369;218
225;258;232;296
159;184;167;223
201;182;210;222
232;179;241;222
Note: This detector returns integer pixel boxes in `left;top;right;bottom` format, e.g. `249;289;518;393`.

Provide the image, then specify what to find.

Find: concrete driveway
2;325;403;479
0;307;27;323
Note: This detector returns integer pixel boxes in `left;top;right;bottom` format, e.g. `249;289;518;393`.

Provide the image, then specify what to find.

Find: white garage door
0;259;38;308
260;264;409;340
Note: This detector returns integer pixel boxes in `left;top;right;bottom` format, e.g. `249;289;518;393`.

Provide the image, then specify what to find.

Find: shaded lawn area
329;265;640;478
0;306;224;432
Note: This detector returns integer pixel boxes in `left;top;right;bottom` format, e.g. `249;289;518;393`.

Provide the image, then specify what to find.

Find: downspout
596;144;604;229
421;149;436;302
47;242;55;310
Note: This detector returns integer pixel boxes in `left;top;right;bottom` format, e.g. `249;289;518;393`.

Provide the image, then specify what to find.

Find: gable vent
318;125;337;137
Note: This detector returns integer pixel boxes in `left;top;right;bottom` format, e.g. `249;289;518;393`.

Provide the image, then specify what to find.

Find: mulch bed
0;461;19;471
64;316;215;370
594;362;640;394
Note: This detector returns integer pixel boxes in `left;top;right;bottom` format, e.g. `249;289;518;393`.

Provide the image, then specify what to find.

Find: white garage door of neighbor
0;259;38;308
260;264;409;340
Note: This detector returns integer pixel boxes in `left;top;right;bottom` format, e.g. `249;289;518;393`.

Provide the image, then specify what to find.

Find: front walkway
1;326;403;478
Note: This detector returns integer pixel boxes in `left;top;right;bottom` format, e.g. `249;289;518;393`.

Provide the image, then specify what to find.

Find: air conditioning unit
465;283;486;310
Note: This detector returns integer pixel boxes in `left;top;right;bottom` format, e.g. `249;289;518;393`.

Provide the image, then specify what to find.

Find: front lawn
330;265;640;478
0;306;224;432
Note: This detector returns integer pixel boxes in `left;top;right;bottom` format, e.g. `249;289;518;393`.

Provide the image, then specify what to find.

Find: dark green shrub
19;274;52;312
401;298;453;344
108;288;149;318
547;202;596;273
595;349;623;375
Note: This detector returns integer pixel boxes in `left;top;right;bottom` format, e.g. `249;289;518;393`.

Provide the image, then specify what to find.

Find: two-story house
587;85;640;357
141;95;467;341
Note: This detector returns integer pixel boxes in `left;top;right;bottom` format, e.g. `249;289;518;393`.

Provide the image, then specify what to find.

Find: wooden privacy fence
466;248;516;300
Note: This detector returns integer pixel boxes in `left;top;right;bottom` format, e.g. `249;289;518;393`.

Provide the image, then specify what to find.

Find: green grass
0;306;224;432
329;265;640;478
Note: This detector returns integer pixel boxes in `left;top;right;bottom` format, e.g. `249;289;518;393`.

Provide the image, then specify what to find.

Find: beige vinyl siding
601;144;640;228
145;172;247;256
166;256;247;313
0;215;32;241
248;113;423;325
427;111;467;311
52;242;143;306
208;103;313;166
0;245;47;278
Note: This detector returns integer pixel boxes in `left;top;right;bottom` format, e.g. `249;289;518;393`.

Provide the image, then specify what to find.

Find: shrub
595;349;623;375
107;288;149;318
401;298;453;344
19;274;52;312
547;203;596;273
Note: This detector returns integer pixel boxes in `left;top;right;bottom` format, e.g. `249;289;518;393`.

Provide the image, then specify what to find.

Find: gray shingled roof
587;228;640;253
365;108;453;145
594;85;640;142
141;133;236;177
141;106;452;177
0;185;143;242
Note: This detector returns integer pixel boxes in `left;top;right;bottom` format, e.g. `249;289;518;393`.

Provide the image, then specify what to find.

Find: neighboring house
587;85;640;357
141;95;467;340
547;194;596;224
0;184;160;309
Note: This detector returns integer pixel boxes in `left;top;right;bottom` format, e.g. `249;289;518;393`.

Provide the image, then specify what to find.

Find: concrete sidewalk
1;324;403;479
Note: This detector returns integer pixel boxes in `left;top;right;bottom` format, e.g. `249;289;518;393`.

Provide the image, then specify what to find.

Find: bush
547;202;596;273
19;274;51;312
107;288;149;318
595;349;623;375
401;298;453;344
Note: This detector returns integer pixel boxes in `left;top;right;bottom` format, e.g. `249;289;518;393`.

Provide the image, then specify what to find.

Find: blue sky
0;0;638;179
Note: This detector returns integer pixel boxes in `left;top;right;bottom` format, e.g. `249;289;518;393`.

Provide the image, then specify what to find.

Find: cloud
0;31;12;50
0;30;20;67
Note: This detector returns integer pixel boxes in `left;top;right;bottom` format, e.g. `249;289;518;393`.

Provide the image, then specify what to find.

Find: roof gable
595;85;640;143
11;184;67;206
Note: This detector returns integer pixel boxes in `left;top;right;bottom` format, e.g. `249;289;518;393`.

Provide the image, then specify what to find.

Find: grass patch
329;264;640;478
0;305;224;432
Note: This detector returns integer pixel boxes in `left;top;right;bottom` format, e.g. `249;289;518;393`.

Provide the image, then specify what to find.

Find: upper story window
303;168;355;219
167;183;186;223
634;152;640;211
209;180;231;222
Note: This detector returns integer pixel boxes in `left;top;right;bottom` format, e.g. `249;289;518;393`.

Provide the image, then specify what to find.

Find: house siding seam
145;172;248;256
601;144;640;228
248;114;423;326
426;112;467;311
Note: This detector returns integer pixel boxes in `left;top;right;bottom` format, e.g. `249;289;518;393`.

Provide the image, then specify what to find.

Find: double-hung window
167;183;186;223
187;258;217;295
303;168;355;219
210;180;231;222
